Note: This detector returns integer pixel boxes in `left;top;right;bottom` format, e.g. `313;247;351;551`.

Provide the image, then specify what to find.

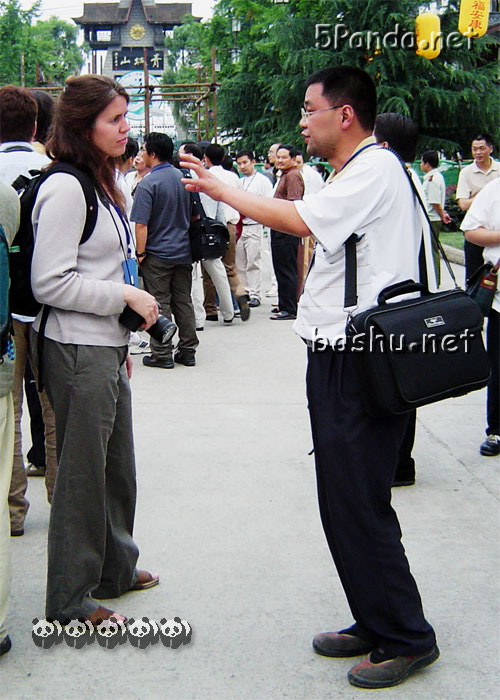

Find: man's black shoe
237;295;251;321
270;310;296;320
174;351;196;367
0;635;11;656
348;645;440;688
479;434;500;456
313;630;375;658
206;314;219;322
142;355;174;369
392;472;415;487
248;298;260;307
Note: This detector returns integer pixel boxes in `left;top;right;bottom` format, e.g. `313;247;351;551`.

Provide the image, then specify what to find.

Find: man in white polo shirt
180;66;438;690
420;150;451;286
235;149;273;306
456;134;500;280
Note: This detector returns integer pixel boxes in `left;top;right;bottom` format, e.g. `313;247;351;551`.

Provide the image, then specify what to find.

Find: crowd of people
0;68;498;691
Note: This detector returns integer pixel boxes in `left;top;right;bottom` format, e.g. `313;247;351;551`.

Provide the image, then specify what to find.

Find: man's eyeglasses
300;105;343;120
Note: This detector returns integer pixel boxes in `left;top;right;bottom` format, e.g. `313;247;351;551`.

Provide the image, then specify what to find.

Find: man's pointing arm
180;153;311;237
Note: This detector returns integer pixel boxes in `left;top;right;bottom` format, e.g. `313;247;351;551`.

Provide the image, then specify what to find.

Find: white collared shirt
238;170;273;224
293;144;421;343
455;159;500;200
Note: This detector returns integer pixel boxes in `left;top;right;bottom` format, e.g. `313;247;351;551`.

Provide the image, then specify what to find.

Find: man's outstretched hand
180;153;227;201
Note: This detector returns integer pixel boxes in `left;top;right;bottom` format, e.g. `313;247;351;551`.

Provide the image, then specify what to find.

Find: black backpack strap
35;163;99;391
42;162;98;243
344;234;358;308
36;305;51;392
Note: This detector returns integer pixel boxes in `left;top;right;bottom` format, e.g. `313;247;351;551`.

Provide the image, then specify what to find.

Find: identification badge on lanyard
122;257;139;287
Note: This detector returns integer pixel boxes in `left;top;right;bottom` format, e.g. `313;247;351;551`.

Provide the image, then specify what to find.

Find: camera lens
119;306;177;345
148;315;177;344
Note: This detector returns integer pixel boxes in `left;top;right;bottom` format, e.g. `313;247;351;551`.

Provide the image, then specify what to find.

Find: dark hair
180;141;203;160
144;132;173;162
472;134;494;148
374;112;419;163
221;155;238;174
305;66;377;131
312;163;327;178
236;149;255;161
47;75;129;210
30;90;55;145
115;136;139;166
179;141;203;160
204;143;225;165
0;85;38;143
277;144;300;159
421;150;439;169
124;136;139;160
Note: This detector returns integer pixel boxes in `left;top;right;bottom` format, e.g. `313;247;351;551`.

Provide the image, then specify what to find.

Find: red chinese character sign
458;0;490;38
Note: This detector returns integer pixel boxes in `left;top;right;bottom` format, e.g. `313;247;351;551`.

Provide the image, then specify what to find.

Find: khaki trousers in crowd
235;223;264;301
9;320;57;533
0;393;14;642
204;223;246;315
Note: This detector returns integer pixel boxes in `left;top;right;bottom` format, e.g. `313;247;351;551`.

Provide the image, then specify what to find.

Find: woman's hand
123;285;159;329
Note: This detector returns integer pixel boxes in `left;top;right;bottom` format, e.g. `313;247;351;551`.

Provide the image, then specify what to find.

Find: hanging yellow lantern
458;0;490;38
415;13;441;59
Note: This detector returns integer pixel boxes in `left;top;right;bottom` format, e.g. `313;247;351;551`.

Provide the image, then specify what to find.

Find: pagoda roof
73;1;194;26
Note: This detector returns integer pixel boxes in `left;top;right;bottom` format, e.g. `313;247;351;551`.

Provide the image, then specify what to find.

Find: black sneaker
142;355;174;369
479;434;500;456
174;351;196;367
248;298;261;307
0;635;11;656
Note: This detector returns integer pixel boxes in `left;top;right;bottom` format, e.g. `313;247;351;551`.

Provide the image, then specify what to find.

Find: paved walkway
3;255;498;699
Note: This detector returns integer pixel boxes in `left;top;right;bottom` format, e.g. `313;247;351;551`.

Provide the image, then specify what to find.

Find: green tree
30;17;85;86
165;0;499;156
0;0;85;86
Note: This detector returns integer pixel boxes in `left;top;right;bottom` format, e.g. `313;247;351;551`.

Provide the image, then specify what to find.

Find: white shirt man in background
235;149;273;306
294;152;325;195
201;143;250;323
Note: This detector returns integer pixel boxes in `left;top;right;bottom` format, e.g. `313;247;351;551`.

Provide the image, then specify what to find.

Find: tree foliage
0;0;85;86
164;0;499;156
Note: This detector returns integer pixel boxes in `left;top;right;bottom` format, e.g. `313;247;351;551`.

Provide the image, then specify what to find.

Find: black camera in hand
119;305;177;345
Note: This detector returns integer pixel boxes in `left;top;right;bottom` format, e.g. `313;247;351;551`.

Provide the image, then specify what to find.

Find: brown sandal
130;570;160;591
86;605;127;624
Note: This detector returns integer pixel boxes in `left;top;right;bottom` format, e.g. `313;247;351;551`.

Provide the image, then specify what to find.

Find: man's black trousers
306;346;436;657
271;230;300;315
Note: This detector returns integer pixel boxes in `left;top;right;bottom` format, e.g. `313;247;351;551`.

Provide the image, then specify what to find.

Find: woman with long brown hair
32;75;160;624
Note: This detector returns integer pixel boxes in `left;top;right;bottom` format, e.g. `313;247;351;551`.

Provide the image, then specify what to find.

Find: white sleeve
460;185;491;231
455;168;471;200
294;160;387;255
